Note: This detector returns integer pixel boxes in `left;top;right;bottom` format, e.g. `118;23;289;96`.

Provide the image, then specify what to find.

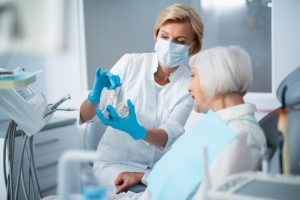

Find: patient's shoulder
228;116;266;149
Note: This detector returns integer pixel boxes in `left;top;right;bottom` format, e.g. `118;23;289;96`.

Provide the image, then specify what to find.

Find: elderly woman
80;4;204;194
111;46;267;200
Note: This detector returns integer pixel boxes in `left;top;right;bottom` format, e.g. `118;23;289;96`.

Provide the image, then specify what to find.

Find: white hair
189;46;253;99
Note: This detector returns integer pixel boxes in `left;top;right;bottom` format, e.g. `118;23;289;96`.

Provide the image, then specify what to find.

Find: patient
109;46;267;200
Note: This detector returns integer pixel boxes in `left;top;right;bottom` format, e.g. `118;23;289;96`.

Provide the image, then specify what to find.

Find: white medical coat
109;103;267;200
93;53;193;193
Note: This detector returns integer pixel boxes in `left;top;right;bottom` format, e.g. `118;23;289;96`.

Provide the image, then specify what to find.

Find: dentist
79;4;204;194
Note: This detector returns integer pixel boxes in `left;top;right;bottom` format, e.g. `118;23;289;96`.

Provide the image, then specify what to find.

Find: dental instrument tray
0;70;37;89
0;68;14;78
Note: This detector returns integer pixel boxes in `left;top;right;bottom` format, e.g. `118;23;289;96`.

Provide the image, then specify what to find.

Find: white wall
43;0;85;111
273;0;300;87
42;0;86;148
0;0;86;120
0;0;86;152
242;0;300;120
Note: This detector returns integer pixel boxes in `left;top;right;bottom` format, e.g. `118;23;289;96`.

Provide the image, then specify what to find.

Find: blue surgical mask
154;38;190;68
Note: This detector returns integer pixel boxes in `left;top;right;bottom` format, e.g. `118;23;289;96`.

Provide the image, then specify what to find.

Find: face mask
154;38;190;68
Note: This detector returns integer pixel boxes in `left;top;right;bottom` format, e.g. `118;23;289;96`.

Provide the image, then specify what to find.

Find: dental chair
83;120;147;193
83;120;106;151
259;108;282;172
259;65;300;174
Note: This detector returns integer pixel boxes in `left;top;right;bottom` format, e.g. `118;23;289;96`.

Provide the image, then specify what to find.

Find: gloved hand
95;99;147;140
88;68;121;105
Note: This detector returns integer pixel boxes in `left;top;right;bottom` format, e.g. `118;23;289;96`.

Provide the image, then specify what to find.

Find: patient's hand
114;172;144;194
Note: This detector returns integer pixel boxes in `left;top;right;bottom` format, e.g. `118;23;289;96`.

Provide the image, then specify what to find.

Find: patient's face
188;68;208;112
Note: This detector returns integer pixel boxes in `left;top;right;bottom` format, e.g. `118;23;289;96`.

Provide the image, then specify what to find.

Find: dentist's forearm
80;99;98;122
143;128;168;149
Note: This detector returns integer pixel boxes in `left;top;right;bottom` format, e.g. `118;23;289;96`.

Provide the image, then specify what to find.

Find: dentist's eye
177;40;186;45
161;35;168;40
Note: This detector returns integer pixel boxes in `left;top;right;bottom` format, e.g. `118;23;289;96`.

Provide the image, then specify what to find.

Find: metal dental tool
44;94;73;117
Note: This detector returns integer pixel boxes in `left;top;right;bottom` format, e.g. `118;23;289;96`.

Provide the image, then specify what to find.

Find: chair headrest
277;66;300;109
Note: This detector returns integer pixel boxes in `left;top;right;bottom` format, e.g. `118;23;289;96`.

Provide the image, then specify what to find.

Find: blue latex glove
95;99;147;140
88;68;121;105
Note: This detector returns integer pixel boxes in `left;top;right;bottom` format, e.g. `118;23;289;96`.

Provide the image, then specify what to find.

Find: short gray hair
189;46;253;99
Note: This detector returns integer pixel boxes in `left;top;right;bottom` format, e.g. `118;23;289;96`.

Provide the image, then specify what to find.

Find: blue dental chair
259;65;300;174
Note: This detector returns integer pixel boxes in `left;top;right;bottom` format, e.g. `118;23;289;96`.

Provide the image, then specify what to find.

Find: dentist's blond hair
154;4;204;55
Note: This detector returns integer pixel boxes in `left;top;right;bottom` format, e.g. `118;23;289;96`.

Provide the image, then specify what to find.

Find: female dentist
79;4;204;194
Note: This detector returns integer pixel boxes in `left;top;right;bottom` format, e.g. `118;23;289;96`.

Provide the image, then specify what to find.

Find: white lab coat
93;53;193;194
109;103;267;200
